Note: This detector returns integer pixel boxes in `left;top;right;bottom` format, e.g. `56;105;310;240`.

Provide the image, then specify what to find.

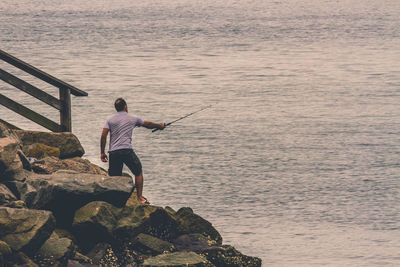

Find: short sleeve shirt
104;111;144;152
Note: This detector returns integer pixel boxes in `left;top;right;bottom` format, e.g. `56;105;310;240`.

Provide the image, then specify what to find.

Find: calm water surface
1;0;400;265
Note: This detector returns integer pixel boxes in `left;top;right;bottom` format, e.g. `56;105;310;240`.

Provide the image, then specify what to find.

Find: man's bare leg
135;172;147;203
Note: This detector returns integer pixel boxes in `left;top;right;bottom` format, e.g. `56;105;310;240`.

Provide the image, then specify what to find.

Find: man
100;98;165;204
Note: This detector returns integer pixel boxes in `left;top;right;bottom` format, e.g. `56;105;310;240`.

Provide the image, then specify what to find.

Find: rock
12;252;39;267
0;121;18;137
73;201;119;250
0;207;55;255
200;245;262;267
0;136;23;179
0;183;17;205
114;203;181;242
5;180;38;206
66;259;97;267
176;208;222;245
34;232;75;265
0;240;12;264
31;156;107;175
0;240;12;256
142;251;213;267
72;251;93;265
72;200;183;252
23;143;60;159
14;130;85;159
85;243;119;266
173;234;217;252
11;170;133;227
18;150;31;171
131;233;175;256
85;243;112;264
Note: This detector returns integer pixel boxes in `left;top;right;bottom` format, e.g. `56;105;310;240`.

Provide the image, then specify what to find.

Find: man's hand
143;121;166;130
101;153;108;162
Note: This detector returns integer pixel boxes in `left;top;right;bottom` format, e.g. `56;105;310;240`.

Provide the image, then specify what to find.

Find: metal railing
0;49;88;132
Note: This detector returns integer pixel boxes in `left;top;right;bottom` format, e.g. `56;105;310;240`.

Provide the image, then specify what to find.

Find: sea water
1;0;399;265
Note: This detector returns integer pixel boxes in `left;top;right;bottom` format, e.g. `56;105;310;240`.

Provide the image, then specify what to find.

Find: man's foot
138;196;150;204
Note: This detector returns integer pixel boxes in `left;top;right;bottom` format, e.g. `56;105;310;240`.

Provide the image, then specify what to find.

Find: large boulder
31;156;107;175
9;170;133;227
34;232;76;266
72;201;119;250
176;208;222;245
23;143;60;159
142;251;213;267
72;201;181;250
14;130;85;159
173;234;217;253
0;207;55;255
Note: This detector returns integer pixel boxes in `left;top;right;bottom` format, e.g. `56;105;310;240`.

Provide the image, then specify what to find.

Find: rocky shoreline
0;122;262;267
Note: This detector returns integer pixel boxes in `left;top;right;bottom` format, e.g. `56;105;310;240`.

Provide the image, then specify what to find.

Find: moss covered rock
23;143;60;159
176;208;222;245
34;232;75;265
0;207;55;255
14;130;85;159
132;233;175;256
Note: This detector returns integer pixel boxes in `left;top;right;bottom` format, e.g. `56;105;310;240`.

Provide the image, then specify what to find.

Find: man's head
115;98;127;112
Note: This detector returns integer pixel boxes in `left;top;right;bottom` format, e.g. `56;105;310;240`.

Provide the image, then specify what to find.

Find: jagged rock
201;245;262;267
0;183;17;205
0;136;24;179
142;251;213;267
0;207;55;255
34;232;76;265
73;201;119;250
12;252;39;267
0;240;12;264
72;252;93;265
0;240;12;256
0;123;31;179
5;180;39;206
86;243;119;266
0;121;17;138
72;200;183;252
173;234;217;252
131;233;175;256
85;243;112;264
66;259;97;267
115;203;181;242
10;170;133;227
23;143;60;159
14;130;85;159
31;156;107;175
176;208;222;245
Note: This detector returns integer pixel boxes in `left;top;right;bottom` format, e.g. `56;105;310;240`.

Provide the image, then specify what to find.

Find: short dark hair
114;98;127;111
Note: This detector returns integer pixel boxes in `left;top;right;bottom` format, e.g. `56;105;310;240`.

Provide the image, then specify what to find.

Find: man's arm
100;128;109;162
142;121;165;130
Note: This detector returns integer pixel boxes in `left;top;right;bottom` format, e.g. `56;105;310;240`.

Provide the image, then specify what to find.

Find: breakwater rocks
0;122;262;267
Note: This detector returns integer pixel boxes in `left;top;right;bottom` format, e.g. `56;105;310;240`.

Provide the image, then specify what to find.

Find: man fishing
100;98;165;204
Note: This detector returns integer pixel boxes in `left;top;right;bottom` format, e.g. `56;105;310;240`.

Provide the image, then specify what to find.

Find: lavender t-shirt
104;111;144;152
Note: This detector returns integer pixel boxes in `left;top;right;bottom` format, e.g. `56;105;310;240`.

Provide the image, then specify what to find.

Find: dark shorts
108;149;142;176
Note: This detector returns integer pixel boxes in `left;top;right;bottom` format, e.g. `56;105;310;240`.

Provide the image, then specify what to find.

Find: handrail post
59;88;71;132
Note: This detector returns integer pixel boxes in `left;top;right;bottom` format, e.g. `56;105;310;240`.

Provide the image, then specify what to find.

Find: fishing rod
152;104;214;133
